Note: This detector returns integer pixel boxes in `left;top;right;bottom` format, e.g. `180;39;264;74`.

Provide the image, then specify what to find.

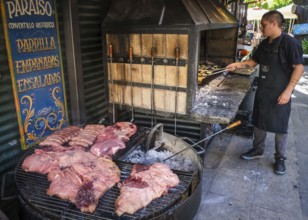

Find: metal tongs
209;68;228;76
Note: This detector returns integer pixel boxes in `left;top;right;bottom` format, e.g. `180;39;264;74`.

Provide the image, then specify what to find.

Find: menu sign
1;0;68;149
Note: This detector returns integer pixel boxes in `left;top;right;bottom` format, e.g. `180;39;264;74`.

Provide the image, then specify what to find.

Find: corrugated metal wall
77;0;110;124
0;14;23;174
1;11;18;217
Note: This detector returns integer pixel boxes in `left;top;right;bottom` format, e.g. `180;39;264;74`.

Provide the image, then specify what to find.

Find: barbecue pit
16;126;203;220
102;0;242;124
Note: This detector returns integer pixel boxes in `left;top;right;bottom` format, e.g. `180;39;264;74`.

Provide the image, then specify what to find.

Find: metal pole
174;47;180;135
129;47;134;122
109;44;115;123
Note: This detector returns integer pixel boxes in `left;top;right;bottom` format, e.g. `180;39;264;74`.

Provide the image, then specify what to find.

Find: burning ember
124;148;197;172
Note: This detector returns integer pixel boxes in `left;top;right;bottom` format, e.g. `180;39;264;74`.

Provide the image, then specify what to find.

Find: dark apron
252;33;291;134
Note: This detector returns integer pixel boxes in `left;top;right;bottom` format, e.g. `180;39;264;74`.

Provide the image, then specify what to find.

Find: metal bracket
108;56;186;66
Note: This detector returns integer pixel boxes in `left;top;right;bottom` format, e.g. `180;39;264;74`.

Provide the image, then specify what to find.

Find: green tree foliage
245;0;292;10
267;0;292;9
302;39;308;54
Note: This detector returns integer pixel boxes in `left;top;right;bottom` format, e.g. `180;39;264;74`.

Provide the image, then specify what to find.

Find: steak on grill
21;151;59;174
39;126;82;147
47;167;83;203
72;156;121;212
96;122;137;143
68;124;105;148
115;163;180;216
47;156;120;213
90;139;126;156
22;146;97;174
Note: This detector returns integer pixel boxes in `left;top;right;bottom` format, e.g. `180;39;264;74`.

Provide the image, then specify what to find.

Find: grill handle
180;137;205;155
145;123;164;152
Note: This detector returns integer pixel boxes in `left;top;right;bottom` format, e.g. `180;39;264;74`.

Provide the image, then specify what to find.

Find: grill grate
15;133;195;220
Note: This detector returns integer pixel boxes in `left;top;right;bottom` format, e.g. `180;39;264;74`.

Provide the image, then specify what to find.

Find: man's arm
277;64;305;105
226;59;258;71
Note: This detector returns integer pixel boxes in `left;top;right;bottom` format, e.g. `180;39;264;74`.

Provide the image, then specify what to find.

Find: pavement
195;67;308;220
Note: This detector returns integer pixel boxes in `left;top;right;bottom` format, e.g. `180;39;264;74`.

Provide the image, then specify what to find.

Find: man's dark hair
262;10;286;28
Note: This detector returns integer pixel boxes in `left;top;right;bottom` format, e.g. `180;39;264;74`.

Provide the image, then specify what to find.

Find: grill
15;127;202;220
101;0;247;125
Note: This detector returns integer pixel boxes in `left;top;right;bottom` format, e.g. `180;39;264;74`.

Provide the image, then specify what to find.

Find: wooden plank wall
206;28;238;66
106;34;189;114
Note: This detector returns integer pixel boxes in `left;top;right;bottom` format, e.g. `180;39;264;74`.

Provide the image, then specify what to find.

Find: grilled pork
22;146;96;174
46;156;120;213
115;163;180;216
72;157;121;213
39;126;81;147
95;122;137;143
47;167;83;203
90;138;126;156
22;151;59;174
68;124;105;148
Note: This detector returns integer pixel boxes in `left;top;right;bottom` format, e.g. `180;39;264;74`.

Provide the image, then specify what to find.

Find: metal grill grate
15;135;195;220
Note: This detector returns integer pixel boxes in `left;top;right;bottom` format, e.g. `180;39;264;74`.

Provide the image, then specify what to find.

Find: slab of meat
95;122;137;143
68;124;105;148
47;167;83;203
72;157;121;213
95;126;119;143
39;126;82;147
112;122;137;139
45;155;120;213
22;147;96;174
90;139;126;157
22;151;59;174
57;149;97;169
115;163;180;216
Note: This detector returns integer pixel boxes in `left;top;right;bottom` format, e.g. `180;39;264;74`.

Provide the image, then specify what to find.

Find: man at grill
227;10;304;175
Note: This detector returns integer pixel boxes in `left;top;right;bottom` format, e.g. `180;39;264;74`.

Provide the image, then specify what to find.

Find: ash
192;76;246;119
124;149;197;172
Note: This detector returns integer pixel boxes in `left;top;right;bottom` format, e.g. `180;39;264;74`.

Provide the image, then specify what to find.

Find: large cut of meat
112;122;137;138
95;122;137;143
90;139;126;157
57;149;97;169
115;163;180;216
22;151;59;174
47;167;83;203
39;126;82;147
72;157;121;213
68;124;105;148
22;147;97;174
47;156;120;213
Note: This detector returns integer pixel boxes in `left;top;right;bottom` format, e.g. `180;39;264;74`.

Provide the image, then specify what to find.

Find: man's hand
278;64;304;105
226;62;240;71
277;90;291;105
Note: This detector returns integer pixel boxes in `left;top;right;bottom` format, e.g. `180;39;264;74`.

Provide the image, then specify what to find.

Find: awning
277;4;297;19
247;7;268;21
